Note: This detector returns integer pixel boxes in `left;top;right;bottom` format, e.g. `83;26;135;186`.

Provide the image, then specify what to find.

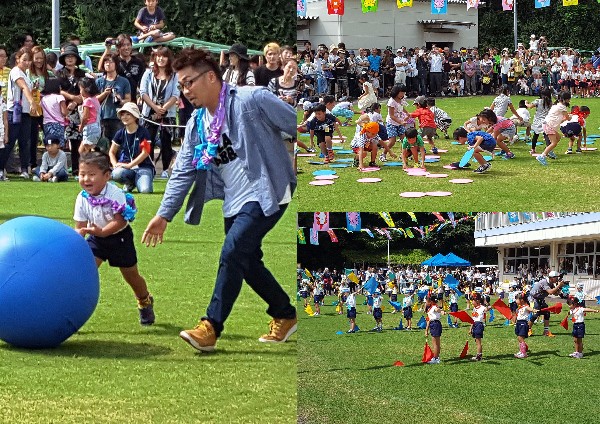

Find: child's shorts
472;321;484;339
403;307;413;319
542;123;558;135
82;122;101;146
300;291;308;299
315;131;333;144
43;122;66;146
87;225;137;268
373;307;383;320
436;118;452;132
560;122;582;137
386;123;405;138
378;123;389;141
421;126;437;140
515;320;529;338
390;293;397;302
331;106;354;120
499;125;516;139
450;303;459;313
510;302;518;312
429;319;442;337
572;322;585;338
347;307;357;319
480;140;497;153
313;295;322;304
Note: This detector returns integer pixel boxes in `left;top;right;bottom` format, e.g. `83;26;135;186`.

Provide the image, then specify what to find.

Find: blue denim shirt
138;69;180;118
156;85;296;225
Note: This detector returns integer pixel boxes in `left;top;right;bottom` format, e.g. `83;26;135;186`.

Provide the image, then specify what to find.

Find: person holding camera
139;46;179;178
98;35;145;104
528;271;566;337
96;52;132;142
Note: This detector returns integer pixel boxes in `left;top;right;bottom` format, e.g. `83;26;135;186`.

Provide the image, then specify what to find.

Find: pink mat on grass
309;180;335;186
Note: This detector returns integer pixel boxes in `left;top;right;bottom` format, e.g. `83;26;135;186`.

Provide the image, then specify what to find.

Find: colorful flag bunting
508;212;519;223
297;228;306;244
309;228;319;245
313;212;329;231
431;0;447;14
327;229;338;242
407;212;417;222
327;0;345;15
397;0;413;7
346;212;361;231
535;0;550;8
466;0;479;9
297;0;307;17
432;212;446;222
364;228;374;238
382;229;392;240
379;212;396;227
361;0;378;13
502;0;513;10
447;212;456;227
563;0;577;5
405;228;414;238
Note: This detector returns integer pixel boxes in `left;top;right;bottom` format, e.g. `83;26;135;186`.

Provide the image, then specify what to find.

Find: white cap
531;34;536;38
548;271;560;278
576;282;584;288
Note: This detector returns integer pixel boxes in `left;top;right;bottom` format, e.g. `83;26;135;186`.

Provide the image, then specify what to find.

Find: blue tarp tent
421;253;445;266
440;252;471;267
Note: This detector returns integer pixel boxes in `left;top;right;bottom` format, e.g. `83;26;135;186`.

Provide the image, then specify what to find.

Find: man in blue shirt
142;48;297;353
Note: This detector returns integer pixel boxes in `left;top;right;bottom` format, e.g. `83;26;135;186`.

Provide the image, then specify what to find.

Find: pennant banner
466;0;479;9
379;212;395;227
397;0;413;7
364;228;374;238
432;212;445;222
346;212;361;232
407;212;417;222
363;276;378;294
313;212;329;232
327;229;338;243
560;315;569;330
297;228;306;244
502;0;513;10
327;0;345;15
563;0;577;5
535;0;550;8
460;341;469;358
347;272;360;284
309;228;319;245
449;311;475;324
431;0;447;14
361;0;378;13
297;0;307;17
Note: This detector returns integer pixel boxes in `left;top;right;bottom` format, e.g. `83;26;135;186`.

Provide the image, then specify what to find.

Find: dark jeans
101;119;123;142
204;202;296;337
0;112;31;172
145;119;174;171
417;76;428;95
30;115;43;169
429;72;443;96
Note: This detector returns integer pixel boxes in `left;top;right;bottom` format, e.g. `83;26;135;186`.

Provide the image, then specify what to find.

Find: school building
297;0;479;52
474;212;600;298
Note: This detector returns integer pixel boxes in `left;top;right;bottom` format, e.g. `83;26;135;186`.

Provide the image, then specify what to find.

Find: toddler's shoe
137;294;155;326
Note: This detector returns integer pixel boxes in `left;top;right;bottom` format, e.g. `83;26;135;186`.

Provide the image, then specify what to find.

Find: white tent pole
52;0;61;49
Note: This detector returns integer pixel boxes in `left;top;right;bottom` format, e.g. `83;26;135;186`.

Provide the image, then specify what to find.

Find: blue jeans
111;166;154;193
33;166;69;182
204;202;295;337
0;112;31;172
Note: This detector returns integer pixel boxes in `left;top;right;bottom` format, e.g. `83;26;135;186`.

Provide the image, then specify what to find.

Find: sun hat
226;43;249;60
117;102;141;119
360;122;379;134
59;44;83;66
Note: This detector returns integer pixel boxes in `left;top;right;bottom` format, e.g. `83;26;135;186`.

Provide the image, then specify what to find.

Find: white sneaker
379;153;387;162
50;176;58;183
569;352;578;358
427;357;440;364
0;171;8;181
514;352;527;359
575;352;583;359
160;170;169;179
32;175;41;182
20;171;30;179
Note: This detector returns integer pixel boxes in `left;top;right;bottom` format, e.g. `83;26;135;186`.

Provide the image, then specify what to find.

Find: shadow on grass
77;322;184;337
1;339;172;359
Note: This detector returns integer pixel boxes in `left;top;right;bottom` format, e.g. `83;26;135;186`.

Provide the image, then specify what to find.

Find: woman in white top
220;43;255;87
0;48;34;180
357;71;377;111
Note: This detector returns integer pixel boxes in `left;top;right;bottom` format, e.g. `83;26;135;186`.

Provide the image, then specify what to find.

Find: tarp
441;252;471;267
45;36;263;60
422;253;445;266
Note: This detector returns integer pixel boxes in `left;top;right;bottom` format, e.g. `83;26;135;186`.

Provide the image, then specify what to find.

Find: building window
558;241;598;277
503;246;550;276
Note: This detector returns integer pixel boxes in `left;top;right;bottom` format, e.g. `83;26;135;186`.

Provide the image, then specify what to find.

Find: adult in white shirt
529;34;538;52
562;48;575;72
428;48;443;96
394;50;408;85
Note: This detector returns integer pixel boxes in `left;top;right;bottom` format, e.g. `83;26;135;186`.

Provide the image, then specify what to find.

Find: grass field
297;96;600;211
0;180;297;423
298;295;600;424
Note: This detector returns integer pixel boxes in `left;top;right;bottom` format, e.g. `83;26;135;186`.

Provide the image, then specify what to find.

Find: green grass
298;295;600;424
0;180;296;424
297;96;600;211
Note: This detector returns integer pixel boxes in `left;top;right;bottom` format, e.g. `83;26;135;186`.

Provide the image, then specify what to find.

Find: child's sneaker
50;176;58;183
327;150;335;163
565;148;573;154
426;357;440;364
536;155;547;166
319;153;325;158
470;354;482;361
353;158;359;167
258;317;297;343
547;150;557;159
306;147;316;153
379;153;387;162
180;320;217;352
368;161;377;167
473;162;491;173
576;148;582;154
543;331;556;338
432;147;438;154
514;352;527;358
569;352;579;358
137;294;155;325
324;156;330;164
576;352;583;358
32;175;41;182
0;171;6;181
505;152;515;159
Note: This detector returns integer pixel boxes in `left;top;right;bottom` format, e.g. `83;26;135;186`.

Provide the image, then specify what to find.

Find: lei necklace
81;190;138;222
192;83;228;170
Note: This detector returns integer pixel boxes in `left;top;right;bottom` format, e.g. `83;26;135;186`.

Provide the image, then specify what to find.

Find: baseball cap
44;137;61;145
548;271;560;278
413;95;426;105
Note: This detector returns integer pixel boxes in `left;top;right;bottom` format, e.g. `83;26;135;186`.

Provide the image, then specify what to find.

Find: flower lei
192;83;228;170
81;190;138;222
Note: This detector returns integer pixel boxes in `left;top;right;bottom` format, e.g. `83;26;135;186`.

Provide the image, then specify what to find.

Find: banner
563;0;577;5
297;228;306;244
432;212;445;222
309;228;319;245
379;212;395;227
327;0;345;15
346;212;361;232
508;212;519;223
466;0;479;9
397;0;413;8
535;0;550;8
502;0;513;10
297;0;307;17
431;0;447;14
407;212;417;222
361;0;378;13
313;212;329;231
327;229;338;242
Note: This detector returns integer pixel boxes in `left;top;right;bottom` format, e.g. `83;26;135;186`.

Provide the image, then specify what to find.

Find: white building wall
301;0;478;51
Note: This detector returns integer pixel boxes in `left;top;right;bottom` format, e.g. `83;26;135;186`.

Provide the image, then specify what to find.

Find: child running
453;127;496;173
525;88;552;154
410;96;438;154
345;290;358;333
514;293;535;358
427;97;452;139
468;292;491;361
74;152;155;325
537;91;571;165
351;120;380;169
77;77;102;155
401;128;425;170
567;295;599;358
383;84;408;160
331;99;356;126
424;293;445;364
307;103;340;164
371;289;383;332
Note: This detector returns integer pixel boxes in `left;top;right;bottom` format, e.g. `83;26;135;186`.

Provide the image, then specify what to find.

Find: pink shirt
82;96;100;124
41;93;66;125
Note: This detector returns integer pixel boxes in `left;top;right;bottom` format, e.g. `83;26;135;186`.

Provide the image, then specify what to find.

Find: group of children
324;282;600;364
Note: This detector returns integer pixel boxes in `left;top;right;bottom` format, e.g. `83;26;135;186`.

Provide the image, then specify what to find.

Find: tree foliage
478;1;600;51
0;0;294;51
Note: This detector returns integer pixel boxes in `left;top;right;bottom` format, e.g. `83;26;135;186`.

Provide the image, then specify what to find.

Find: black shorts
472;321;484;339
510;302;518;312
437;293;444;301
88;225;137;268
315;131;333;144
378;123;389;141
373;307;383;320
300;291;308;298
313;295;322;304
573;322;585;338
450;303;458;313
515;320;529;338
390;294;397;302
429;319;442;337
533;299;550;321
403;307;413;319
347;307;357;319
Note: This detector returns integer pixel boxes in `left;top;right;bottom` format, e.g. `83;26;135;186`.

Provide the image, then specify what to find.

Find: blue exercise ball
0;216;99;348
